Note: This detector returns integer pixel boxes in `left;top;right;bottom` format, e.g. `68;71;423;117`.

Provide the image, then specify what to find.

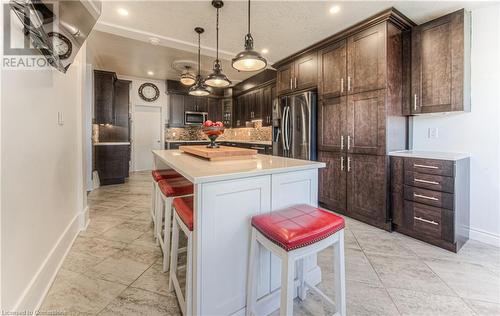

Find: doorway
132;105;162;171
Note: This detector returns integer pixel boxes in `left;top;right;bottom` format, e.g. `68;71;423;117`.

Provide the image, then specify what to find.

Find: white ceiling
89;0;492;81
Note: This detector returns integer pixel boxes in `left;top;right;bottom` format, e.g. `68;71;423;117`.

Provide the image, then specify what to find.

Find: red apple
203;120;213;127
215;121;224;127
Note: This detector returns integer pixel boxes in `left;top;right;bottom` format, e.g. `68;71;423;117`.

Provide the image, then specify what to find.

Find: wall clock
48;32;72;60
138;83;160;102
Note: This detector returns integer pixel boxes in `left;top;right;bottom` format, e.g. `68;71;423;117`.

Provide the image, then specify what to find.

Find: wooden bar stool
247;204;346;316
157;177;193;272
150;169;183;242
169;196;194;316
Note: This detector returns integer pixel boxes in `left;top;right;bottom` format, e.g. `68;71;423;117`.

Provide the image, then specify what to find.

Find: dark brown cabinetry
94;145;130;185
168;94;186;127
318;151;347;213
232;81;276;127
318;40;347;98
94;70;117;124
261;85;275;126
276;52;317;95
167;91;223;127
113;79;131;128
411;9;471;114
347;23;387;94
318;96;346;152
207;98;222;122
390;155;470;252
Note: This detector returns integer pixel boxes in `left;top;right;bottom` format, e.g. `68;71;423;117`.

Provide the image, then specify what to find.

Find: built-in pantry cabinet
274;7;471;234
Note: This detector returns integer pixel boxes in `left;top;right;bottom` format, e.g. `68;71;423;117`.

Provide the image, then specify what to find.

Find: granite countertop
389;150;470;161
166;140;272;146
153;150;324;184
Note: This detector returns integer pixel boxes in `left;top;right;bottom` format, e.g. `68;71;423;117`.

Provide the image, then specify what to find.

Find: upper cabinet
94;70;117;124
318;40;347;98
207;98;222;122
168;94;185;128
276;52;317;95
347;23;387;94
411;9;471;114
113;79;131;127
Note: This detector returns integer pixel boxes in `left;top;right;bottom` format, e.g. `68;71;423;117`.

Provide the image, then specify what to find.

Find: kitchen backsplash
165;122;272;142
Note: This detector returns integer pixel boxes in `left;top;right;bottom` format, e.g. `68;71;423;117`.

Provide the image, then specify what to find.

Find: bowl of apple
202;120;225;148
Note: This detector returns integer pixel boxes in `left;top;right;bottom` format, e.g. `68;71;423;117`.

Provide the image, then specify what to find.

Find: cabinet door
244;92;254;121
347;154;388;223
113;79;130;128
207;98;222;122
253;88;263;120
318;96;347;152
294;52;317;90
168;94;185;127
347;89;386;156
262;85;272;126
276;62;294;95
94;71;115;124
318;40;347;98
347;23;386;94
234;96;244;127
318;151;347;213
195;97;208;112
184;95;196;112
411;9;468;114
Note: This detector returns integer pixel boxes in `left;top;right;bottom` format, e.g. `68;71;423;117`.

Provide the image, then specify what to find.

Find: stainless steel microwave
184;111;208;126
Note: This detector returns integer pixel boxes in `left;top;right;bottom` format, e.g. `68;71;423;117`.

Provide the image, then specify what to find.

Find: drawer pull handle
414;164;439;169
414;193;439;201
414;178;439;185
414;216;439;226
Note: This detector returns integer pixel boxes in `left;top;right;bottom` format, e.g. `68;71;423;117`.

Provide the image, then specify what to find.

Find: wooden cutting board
179;145;257;161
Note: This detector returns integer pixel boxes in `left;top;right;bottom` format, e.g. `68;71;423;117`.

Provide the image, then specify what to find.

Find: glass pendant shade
189;76;210;96
232;0;267;72
180;68;196;86
206;0;231;88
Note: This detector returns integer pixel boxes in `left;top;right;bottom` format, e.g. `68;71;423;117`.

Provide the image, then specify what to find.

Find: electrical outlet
428;127;439;139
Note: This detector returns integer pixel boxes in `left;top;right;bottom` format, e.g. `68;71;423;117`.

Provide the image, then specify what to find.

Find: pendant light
231;0;267;72
180;65;196;86
189;27;210;96
205;0;231;88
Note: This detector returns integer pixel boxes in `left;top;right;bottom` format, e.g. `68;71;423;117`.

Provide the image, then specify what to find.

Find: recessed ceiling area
86;30;253;82
89;1;493;81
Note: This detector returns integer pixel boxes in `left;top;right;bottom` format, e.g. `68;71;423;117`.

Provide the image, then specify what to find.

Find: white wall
1;29;87;313
116;75;167;171
412;5;500;246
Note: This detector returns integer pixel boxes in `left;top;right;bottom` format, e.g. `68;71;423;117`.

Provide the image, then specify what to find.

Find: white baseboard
79;205;90;230
12;210;83;313
469;227;500;247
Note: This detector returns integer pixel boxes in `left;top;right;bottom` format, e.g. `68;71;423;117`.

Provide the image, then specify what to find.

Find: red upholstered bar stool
247;205;346;316
151;169;183;243
169;196;194;316
157;177;193;272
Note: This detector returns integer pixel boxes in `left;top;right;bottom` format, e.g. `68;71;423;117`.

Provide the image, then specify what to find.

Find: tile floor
41;171;500;315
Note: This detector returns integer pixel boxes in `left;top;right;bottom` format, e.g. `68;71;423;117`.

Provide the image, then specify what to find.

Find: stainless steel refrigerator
272;90;317;160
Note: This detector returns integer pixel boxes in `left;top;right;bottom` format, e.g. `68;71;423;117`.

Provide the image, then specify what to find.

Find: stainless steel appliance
272;90;317;160
184;111;208;126
10;0;101;73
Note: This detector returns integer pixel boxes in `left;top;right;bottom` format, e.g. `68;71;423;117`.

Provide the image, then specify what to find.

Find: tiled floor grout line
348;227;404;316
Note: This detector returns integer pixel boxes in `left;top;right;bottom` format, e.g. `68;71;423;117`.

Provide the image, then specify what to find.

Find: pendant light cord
197;32;201;76
216;7;219;61
247;0;251;34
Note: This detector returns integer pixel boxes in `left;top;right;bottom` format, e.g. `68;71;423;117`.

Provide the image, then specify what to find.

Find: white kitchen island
153;150;325;316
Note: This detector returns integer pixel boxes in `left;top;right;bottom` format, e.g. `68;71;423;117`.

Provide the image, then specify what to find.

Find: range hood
10;0;101;73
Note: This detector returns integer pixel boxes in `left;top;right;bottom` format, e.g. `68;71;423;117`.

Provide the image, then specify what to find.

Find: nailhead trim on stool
152;169;183;182
251;204;345;251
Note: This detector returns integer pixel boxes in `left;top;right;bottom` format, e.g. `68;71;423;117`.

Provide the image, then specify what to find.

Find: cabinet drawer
404;201;454;242
404;158;454;177
404;171;454;193
404;185;454;210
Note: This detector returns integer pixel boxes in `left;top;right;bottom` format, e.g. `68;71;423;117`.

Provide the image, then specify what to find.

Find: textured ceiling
88;0;492;81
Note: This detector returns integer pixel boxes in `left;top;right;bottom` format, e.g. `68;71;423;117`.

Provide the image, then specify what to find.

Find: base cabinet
390;155;470;252
319;152;390;230
94;145;130;185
